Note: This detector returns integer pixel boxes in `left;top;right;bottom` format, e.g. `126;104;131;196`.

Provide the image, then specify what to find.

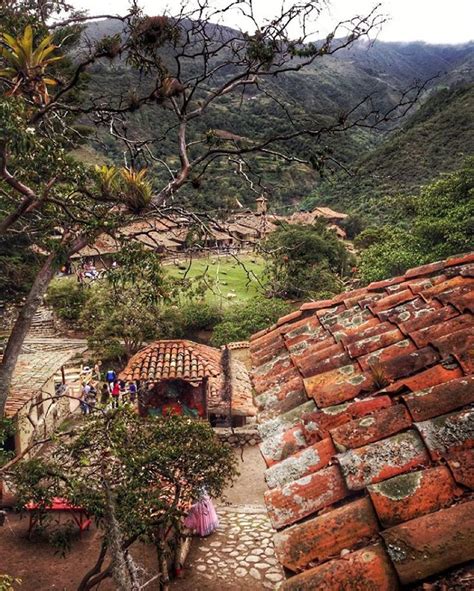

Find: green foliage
80;285;160;361
0;233;39;300
357;160;474;282
0;416;15;467
178;300;223;333
262;223;352;299
340;214;366;239
210;297;290;346
46;278;89;322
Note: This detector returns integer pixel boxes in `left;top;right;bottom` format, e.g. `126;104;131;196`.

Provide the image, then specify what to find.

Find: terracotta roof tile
273;497;379;572
264;438;336;489
257;387;308;422
300;298;341;312
344;325;404;358
276;310;304;326
258;400;315;441
293;343;351;378
281;544;398;591
368;466;462;527
402;376;474;420
376;296;440;323
404;260;445;278
337;430;430;490
382;362;463;394
381;500;474;584
378;345;440;381
304;364;375;407
249;253;474;588
358;338;417;372
330;404;412;451
445;449;474;488
264;464;348;529
397;303;459;334
302;396;393;444
369;289;416;313
260;423;308;467
368;275;406;290
408;313;473;347
445;252;474;267
415;408;474;460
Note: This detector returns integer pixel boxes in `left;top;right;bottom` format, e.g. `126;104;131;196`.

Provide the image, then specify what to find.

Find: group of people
79;364;139;414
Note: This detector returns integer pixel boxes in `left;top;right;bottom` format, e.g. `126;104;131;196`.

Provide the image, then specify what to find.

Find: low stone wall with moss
215;427;261;447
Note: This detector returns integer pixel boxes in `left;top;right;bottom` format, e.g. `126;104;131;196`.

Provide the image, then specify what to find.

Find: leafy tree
262;222;353;299
340;214;366;239
357;159;474;282
8;408;237;591
210;297;290;346
81;286;161;361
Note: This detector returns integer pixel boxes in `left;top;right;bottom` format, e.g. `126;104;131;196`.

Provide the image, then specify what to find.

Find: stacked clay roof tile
249;253;474;589
120;340;255;417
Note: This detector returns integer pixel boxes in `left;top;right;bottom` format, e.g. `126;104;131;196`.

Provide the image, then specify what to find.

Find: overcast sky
69;0;473;44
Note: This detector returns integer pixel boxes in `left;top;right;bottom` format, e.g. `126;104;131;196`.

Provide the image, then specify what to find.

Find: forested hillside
78;20;474;212
305;83;474;220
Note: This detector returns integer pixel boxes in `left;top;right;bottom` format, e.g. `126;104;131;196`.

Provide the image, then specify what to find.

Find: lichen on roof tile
249;254;474;589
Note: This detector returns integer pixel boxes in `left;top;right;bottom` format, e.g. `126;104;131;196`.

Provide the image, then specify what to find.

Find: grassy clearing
165;254;266;306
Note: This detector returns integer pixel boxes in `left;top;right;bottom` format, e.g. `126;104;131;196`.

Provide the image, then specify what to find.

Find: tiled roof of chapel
249;252;474;589
120;340;256;416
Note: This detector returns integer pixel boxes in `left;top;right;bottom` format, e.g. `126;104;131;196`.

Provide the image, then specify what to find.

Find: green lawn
165;254;266;305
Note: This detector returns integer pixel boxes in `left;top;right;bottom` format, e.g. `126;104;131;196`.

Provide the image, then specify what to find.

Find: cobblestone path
173;504;284;590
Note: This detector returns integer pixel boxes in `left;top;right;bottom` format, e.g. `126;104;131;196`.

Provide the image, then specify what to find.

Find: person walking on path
111;380;121;408
184;488;219;537
106;369;116;393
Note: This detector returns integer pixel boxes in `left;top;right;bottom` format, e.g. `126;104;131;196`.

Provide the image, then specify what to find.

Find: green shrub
46;278;89;323
211;297;290;346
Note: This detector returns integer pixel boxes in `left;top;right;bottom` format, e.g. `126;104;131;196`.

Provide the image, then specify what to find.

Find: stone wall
215;427;261;447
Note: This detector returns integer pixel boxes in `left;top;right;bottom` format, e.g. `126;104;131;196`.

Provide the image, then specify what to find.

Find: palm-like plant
0;25;63;104
94;164;153;213
95;164;120;198
120;167;153;213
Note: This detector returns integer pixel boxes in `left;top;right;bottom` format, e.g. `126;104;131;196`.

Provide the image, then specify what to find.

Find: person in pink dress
184;488;219;537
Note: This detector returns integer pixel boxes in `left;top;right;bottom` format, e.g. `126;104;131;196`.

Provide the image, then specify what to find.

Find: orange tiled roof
249;252;474;589
120;340;221;382
120;340;256;417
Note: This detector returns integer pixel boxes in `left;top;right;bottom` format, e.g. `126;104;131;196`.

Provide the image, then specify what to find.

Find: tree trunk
155;527;170;591
77;540;108;591
102;478;141;591
0;250;57;416
0;234;90;417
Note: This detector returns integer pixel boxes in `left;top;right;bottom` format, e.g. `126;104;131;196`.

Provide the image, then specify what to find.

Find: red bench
25;497;91;537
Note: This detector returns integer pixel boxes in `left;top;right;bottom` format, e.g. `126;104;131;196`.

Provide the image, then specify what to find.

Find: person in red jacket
111;380;121;408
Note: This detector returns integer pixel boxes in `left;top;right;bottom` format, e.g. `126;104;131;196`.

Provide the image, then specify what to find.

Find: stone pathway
173;504;284;590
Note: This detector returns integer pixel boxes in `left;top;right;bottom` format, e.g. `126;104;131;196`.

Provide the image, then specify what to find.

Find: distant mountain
78;20;474;212
305;83;474;221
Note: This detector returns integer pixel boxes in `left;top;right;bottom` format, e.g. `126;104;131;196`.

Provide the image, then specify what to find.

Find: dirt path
172;446;284;591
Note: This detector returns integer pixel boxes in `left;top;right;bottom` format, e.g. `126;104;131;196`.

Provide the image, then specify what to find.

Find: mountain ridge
78;19;474;211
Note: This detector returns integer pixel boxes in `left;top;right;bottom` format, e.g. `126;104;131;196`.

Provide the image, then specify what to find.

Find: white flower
26;127;35;135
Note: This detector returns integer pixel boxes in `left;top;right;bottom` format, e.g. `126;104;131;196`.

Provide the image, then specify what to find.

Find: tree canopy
357;158;474;282
262;222;353;300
